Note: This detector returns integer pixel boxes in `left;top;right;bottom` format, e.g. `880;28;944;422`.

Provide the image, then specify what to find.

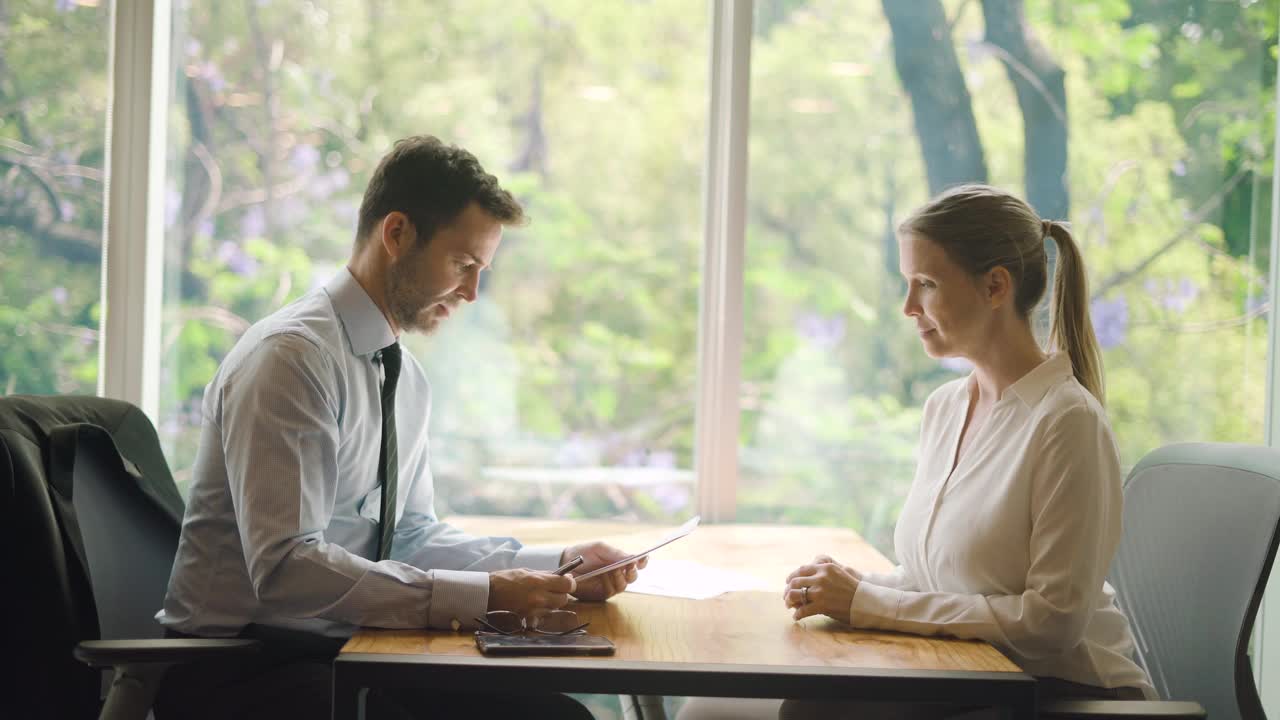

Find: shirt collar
323;268;396;358
1004;352;1074;407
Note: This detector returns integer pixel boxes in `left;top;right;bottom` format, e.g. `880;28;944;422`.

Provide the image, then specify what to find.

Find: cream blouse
850;353;1154;696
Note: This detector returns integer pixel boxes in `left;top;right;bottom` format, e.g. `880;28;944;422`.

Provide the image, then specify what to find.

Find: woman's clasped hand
783;554;862;624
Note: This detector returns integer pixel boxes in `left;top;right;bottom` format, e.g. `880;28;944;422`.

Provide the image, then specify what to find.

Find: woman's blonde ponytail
1045;221;1105;405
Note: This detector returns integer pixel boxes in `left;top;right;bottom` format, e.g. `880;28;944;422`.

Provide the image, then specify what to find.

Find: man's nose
458;270;480;302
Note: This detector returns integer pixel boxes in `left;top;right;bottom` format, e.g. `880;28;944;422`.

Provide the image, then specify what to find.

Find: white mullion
99;0;170;419
1258;7;1280;711
694;0;752;522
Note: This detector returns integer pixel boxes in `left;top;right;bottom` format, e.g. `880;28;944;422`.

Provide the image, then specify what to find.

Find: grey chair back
1111;443;1280;720
71;437;180;641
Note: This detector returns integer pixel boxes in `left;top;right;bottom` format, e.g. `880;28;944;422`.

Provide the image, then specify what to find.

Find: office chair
1042;442;1280;720
1;395;257;720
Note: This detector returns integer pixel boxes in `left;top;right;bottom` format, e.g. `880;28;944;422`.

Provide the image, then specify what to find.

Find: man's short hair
355;135;525;248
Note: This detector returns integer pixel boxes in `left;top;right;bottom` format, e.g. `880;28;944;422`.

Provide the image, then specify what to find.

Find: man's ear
986;266;1013;309
379;212;413;261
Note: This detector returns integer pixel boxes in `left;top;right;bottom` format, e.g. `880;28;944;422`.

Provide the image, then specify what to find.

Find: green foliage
3;0;1276;557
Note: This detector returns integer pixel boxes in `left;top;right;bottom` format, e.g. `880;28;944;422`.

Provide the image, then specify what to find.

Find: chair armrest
74;638;261;668
1039;700;1206;720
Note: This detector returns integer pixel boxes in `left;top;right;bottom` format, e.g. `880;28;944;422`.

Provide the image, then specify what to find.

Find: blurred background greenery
3;0;1276;558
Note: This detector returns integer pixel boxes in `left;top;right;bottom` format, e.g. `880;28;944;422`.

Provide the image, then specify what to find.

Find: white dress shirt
158;269;562;638
851;354;1155;696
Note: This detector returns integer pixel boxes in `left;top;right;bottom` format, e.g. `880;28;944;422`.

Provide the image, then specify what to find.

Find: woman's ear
985;266;1013;309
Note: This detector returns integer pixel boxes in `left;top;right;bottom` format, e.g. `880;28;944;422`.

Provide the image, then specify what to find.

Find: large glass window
740;0;1278;552
150;0;1279;545
159;0;707;516
0;0;112;396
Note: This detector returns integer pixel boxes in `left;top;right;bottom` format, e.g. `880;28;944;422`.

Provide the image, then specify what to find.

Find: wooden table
334;518;1036;719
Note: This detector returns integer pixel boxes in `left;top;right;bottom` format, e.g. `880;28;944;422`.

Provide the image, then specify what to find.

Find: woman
679;185;1153;720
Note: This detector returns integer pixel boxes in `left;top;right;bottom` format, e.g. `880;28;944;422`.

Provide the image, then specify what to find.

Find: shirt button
450;618;461;632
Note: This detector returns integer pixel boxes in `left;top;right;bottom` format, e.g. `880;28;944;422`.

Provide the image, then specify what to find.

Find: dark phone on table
474;633;616;656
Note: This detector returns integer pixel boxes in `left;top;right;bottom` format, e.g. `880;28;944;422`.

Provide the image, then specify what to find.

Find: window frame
99;0;1280;706
1257;7;1280;703
99;0;170;419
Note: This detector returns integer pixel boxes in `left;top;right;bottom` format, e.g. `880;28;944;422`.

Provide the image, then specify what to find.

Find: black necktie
375;342;401;561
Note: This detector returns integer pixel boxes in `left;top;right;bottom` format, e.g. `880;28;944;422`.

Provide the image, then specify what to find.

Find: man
156;136;642;719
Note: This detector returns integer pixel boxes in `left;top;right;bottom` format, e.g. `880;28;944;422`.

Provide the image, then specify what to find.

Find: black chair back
0;395;184;719
72;435;180;641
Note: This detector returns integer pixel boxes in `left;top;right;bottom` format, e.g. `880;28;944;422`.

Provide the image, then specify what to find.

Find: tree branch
1091;167;1250;299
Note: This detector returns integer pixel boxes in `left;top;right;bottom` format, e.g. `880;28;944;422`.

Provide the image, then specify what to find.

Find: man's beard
386;265;443;335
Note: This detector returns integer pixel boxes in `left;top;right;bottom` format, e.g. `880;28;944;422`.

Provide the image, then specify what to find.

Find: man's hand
783;554;862;624
488;569;576;615
561;541;647;601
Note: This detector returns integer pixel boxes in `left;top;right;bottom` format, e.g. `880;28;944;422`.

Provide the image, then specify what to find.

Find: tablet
575;516;700;582
475;633;616;656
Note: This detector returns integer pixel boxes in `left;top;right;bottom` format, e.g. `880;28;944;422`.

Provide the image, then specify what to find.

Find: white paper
624;558;773;599
575;516;701;581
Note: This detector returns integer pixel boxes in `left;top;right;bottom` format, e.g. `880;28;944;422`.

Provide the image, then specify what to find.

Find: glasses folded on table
473;609;590;636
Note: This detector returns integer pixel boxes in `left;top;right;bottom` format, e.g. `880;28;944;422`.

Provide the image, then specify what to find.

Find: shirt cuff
513;545;565;572
427;569;490;630
850;581;905;628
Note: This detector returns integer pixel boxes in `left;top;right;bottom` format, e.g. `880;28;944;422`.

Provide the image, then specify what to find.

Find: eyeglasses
473;610;589;636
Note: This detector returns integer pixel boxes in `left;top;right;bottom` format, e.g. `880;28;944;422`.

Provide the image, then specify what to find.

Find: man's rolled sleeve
428;570;490;629
513;545;565;571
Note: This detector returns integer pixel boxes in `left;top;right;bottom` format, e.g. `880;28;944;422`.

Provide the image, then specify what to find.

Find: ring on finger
801;586;809;605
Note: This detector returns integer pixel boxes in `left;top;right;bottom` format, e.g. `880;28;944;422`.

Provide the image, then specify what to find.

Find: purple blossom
240;205;266;238
1091;297;1129;349
334;200;359;230
164;185;182;229
197;61;225;93
1173;159;1188;177
619;448;677;469
51;287;68;306
553;434;599;467
646;450;676;469
216;241;259;278
308;169;351;200
650;484;690;514
795;312;846;349
1247;293;1269;315
197;218;215;238
289;144;321;174
277;196;308;226
56;0;75;12
1143;277;1199;313
620;449;646;467
59;200;75;222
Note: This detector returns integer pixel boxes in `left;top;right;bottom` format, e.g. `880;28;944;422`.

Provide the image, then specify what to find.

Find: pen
554;555;585;576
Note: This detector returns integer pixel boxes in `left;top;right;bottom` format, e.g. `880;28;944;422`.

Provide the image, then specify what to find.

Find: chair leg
621;694;669;720
98;663;169;720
